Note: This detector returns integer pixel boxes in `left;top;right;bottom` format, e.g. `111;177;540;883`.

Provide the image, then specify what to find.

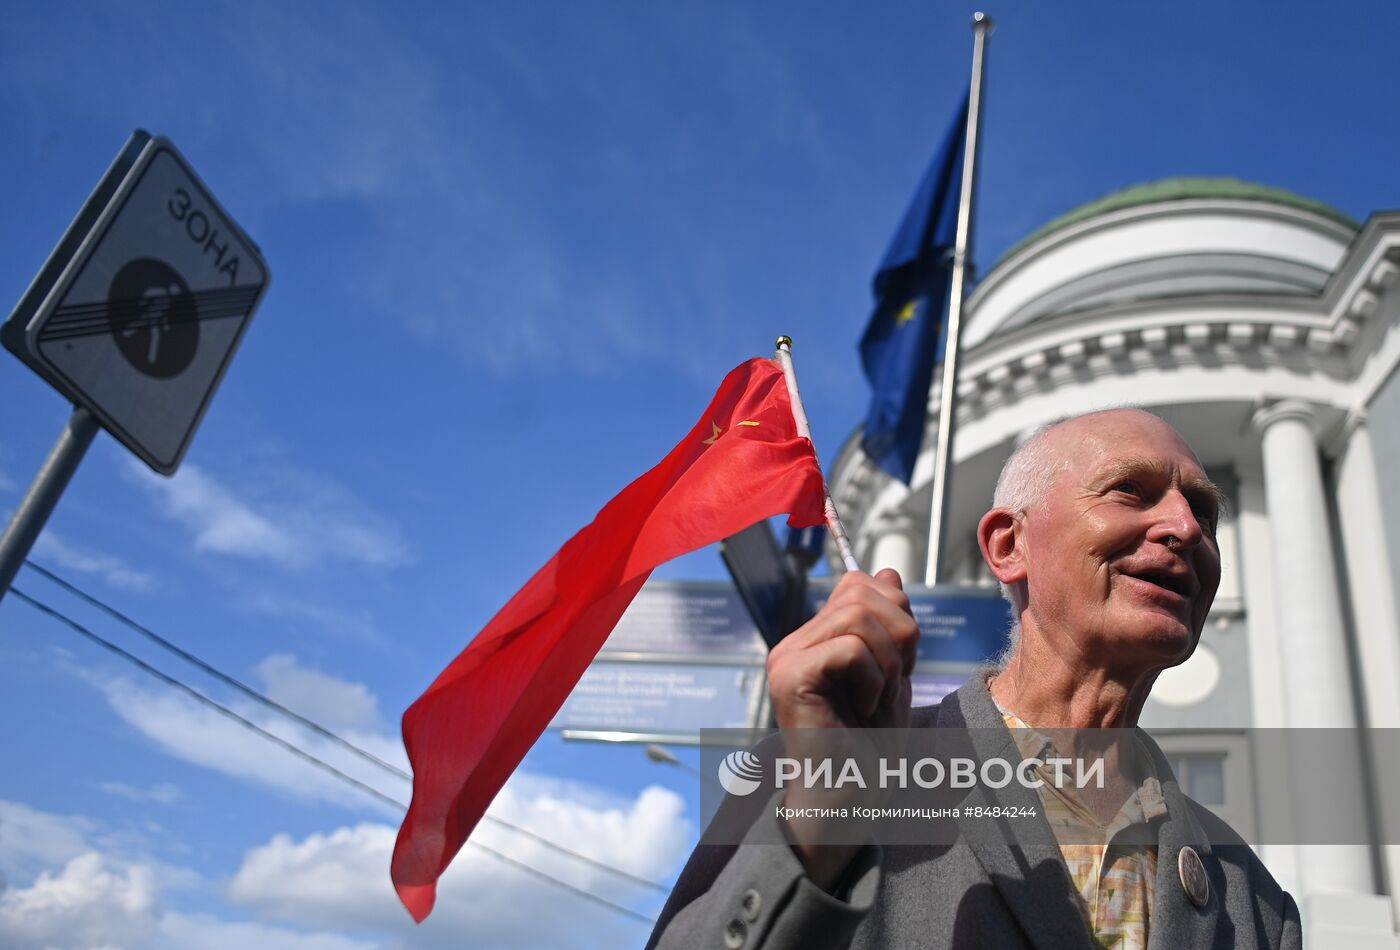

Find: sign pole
0;407;99;603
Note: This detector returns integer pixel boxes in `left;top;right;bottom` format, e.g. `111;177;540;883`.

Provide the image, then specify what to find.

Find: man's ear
977;508;1027;588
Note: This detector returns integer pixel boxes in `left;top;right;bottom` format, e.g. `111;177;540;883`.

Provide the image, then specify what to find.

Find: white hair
993;423;1071;515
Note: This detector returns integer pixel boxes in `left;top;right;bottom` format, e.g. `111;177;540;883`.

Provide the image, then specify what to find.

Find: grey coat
646;676;1301;949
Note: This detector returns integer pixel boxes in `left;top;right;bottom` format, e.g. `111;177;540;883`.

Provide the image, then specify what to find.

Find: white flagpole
774;336;861;573
924;12;993;587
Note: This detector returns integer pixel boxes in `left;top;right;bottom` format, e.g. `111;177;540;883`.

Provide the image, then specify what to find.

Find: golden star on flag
703;420;760;444
896;298;920;325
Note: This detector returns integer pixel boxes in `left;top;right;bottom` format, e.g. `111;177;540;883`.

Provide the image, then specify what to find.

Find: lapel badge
1178;846;1210;908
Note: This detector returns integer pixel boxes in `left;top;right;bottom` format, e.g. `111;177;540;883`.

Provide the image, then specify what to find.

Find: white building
827;178;1400;948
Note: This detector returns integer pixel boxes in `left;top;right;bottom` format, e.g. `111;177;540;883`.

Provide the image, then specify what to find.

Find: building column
866;513;919;580
1253;402;1397;948
1333;415;1400;728
1235;461;1300;895
1253;401;1357;730
1333;416;1400;931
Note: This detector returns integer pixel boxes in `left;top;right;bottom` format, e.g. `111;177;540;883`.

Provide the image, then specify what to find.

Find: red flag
391;357;827;921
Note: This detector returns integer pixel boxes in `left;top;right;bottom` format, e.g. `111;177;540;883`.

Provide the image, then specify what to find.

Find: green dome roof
1000;177;1359;264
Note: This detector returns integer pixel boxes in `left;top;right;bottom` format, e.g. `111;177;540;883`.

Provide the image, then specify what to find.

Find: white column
1252;401;1375;903
1254;401;1357;730
1235;463;1289;729
1235;462;1301;896
1333;417;1400;728
1333;417;1400;932
867;513;918;579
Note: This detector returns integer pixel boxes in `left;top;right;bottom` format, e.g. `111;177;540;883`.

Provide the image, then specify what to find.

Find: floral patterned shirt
998;710;1168;950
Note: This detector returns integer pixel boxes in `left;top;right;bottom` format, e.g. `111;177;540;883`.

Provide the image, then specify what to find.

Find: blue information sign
597;581;765;660
910;671;970;707
551;661;763;732
808;581;1012;666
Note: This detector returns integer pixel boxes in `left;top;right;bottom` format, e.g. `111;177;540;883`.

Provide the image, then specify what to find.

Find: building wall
1366;357;1400;635
1139;613;1253;728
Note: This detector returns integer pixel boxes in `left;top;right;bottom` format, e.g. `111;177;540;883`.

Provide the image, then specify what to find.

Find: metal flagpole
774;336;861;573
924;12;993;587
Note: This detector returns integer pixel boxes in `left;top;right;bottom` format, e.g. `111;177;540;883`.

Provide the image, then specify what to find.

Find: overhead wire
24;560;411;778
9;583;660;927
10;586;409;812
23;559;668;894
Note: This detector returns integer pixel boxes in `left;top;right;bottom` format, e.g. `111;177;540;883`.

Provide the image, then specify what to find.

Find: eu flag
859;95;968;484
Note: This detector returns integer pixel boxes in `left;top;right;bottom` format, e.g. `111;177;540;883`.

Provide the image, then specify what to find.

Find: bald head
993;409;1200;515
985;409;1225;664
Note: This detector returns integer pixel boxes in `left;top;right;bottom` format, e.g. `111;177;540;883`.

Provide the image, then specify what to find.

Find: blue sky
2;2;1398;947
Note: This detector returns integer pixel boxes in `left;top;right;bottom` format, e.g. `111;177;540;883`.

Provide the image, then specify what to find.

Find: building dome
962;177;1359;348
1003;177;1358;259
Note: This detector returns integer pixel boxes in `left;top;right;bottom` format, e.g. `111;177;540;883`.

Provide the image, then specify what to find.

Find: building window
1206;468;1242;613
1167;753;1226;805
1154;733;1254;840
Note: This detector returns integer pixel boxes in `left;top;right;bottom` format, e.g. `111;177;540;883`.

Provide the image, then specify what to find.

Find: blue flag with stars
859;95;968;484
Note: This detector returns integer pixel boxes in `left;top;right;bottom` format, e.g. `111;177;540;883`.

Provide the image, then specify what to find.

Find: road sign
2;130;270;475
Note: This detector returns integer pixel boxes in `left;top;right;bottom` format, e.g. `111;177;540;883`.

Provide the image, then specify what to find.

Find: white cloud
96;782;184;806
228;824;399;931
84;668;408;816
0;852;160;950
132;463;298;563
127;461;409;570
0;802;381;950
256;654;382;733
76;654;692;881
0;801;93;884
0;788;688;949
0;847;377;950
0;797;197;904
227;783;688;949
66;656;691;947
31;531;156;593
1;771;690;950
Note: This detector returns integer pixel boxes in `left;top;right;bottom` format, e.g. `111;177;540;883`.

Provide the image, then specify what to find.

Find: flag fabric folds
858;94;968;484
391;357;828;922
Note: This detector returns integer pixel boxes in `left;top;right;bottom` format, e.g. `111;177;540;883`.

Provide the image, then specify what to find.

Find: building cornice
964;199;1358;345
954;231;1400;431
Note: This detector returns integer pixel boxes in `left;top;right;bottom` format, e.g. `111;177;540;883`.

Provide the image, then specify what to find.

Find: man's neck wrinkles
992;636;1145;728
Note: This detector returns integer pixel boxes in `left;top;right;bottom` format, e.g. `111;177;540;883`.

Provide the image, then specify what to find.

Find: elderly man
647;408;1300;949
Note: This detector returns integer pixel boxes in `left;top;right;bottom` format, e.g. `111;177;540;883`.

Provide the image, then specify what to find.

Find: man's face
1018;411;1224;669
